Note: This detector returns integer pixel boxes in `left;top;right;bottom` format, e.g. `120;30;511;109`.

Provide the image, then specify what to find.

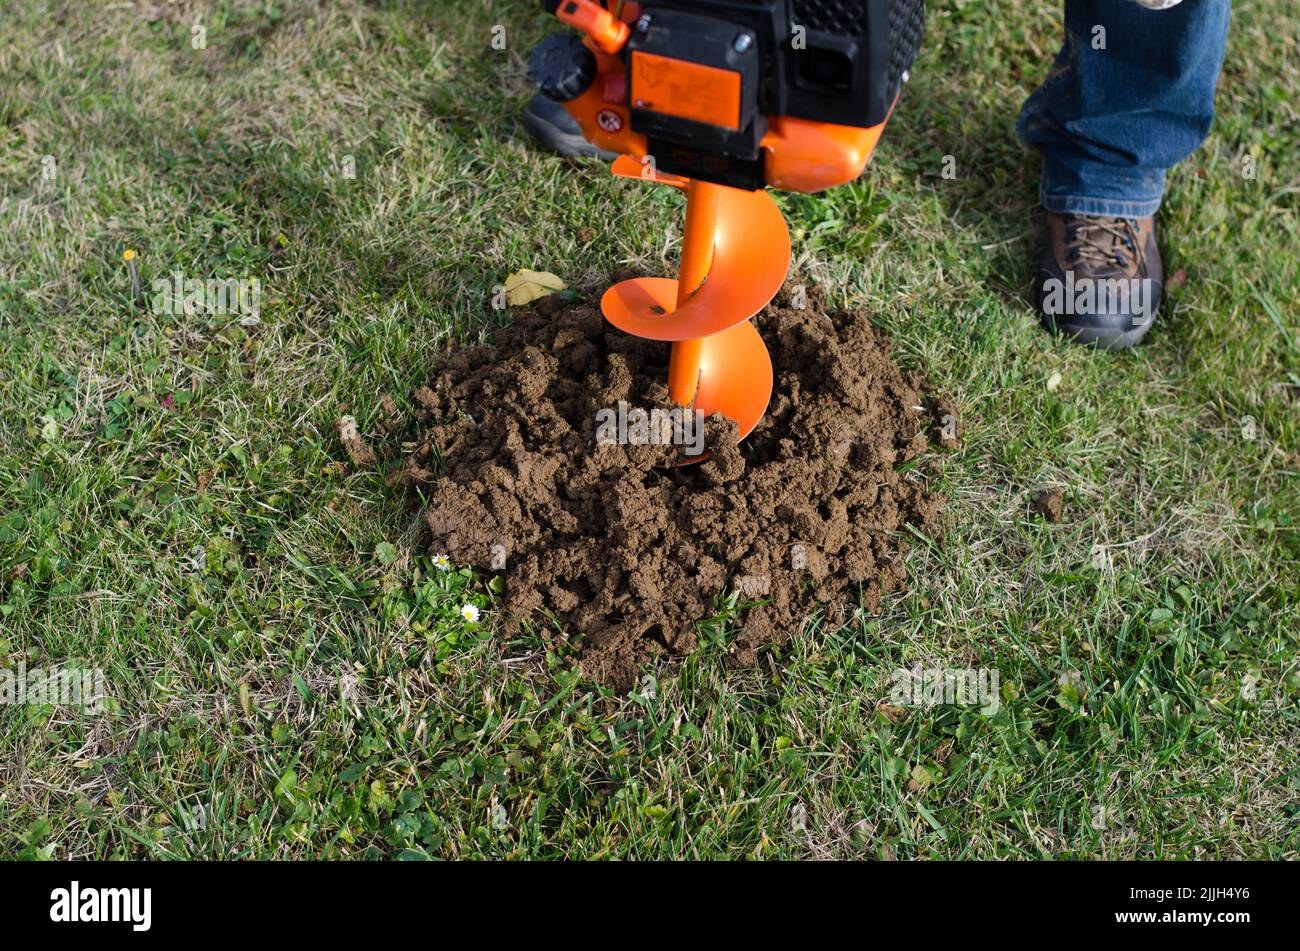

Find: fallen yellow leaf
504;269;566;307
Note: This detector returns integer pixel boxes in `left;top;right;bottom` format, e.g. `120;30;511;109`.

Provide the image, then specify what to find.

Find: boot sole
1040;314;1156;351
522;109;617;161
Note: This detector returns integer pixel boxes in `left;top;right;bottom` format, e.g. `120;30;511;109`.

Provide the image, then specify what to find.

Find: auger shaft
667;180;722;407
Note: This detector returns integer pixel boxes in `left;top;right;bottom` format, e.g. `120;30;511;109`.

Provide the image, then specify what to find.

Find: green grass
0;0;1296;859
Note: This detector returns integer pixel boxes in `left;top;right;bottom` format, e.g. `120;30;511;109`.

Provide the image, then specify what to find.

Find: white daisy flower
432;553;451;571
460;604;480;623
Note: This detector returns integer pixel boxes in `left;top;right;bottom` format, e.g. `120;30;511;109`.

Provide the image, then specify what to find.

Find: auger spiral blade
600;155;791;453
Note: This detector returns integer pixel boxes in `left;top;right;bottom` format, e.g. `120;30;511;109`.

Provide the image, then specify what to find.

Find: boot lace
1064;215;1141;271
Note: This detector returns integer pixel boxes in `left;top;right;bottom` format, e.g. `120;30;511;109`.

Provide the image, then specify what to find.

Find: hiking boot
522;94;617;161
1036;212;1164;350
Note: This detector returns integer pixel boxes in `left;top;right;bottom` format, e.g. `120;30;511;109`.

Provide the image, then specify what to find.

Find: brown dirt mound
402;283;950;690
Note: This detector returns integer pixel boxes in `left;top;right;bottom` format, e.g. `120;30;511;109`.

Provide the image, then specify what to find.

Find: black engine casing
635;0;924;129
623;1;924;187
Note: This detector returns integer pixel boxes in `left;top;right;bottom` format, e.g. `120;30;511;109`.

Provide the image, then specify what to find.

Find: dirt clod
337;416;376;466
407;285;948;689
1031;488;1065;522
377;394;403;434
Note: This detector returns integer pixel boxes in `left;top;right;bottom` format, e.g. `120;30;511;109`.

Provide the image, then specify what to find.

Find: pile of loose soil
401;281;952;689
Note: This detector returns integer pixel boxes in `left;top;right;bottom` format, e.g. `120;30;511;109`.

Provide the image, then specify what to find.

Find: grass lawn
0;0;1296;859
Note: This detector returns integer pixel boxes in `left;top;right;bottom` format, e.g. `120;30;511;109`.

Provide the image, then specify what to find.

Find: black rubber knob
528;34;597;103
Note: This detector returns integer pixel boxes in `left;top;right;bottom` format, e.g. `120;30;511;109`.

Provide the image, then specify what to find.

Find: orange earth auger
529;0;925;449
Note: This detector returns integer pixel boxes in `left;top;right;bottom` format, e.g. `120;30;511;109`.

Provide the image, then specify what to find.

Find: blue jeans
1017;0;1231;218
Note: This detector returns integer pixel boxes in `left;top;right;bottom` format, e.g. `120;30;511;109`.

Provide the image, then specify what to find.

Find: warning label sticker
630;52;742;131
